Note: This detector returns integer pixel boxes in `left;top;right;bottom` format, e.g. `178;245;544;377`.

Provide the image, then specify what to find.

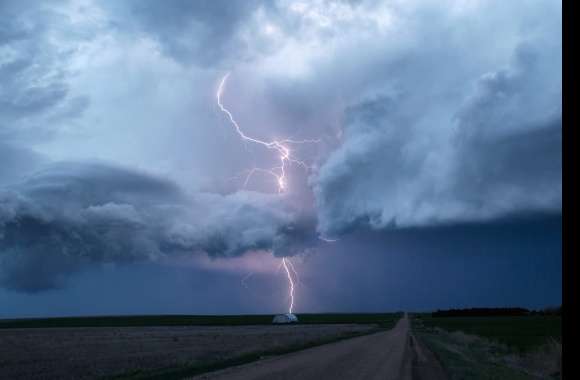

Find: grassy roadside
413;314;561;352
411;315;561;379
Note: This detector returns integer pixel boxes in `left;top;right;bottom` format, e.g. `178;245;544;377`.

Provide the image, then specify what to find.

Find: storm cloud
0;0;90;143
312;7;561;236
0;0;561;297
101;0;267;66
0;162;313;291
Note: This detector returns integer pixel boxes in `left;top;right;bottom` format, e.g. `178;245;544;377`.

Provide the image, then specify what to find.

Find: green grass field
412;314;561;352
0;312;402;330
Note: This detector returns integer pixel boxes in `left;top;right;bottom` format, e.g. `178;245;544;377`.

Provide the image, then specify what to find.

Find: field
412;314;561;352
0;313;401;380
0;313;400;329
411;314;562;379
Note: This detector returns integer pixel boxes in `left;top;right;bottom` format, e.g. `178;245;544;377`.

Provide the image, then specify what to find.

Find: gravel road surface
193;314;447;380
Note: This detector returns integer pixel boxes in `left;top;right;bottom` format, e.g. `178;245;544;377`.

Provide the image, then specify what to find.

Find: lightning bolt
281;258;295;314
217;72;319;194
217;72;320;314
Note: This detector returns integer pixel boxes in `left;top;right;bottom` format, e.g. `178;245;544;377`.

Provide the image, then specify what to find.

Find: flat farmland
411;315;562;379
412;314;561;351
0;314;400;380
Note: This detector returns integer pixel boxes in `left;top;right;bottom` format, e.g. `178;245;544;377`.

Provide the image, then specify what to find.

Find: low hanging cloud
313;39;561;237
0;162;315;292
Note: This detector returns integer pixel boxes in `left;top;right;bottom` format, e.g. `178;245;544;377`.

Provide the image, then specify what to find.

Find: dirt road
193;314;447;380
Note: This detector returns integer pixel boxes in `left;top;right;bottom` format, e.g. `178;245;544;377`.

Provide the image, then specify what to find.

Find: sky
0;0;561;317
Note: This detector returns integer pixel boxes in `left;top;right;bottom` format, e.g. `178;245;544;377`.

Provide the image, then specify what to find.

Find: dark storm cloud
313;37;561;236
0;0;89;142
445;42;561;219
103;0;269;66
0;143;45;186
0;162;313;292
0;0;562;304
0;213;561;316
300;214;562;313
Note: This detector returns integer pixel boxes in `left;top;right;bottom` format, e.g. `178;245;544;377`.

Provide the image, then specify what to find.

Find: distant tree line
529;306;562;316
432;306;561;317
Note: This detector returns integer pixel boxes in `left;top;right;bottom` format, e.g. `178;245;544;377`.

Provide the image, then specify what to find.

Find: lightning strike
217;72;317;314
285;257;302;287
217;72;319;194
281;258;295;314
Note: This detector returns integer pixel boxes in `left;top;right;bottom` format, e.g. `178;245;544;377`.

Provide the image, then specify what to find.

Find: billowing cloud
0;0;90;143
313;35;561;236
0;162;314;291
0;143;45;186
101;0;269;66
0;0;562;296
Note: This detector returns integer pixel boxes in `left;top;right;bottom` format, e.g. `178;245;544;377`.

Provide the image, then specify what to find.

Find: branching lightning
216;72;315;313
217;73;319;194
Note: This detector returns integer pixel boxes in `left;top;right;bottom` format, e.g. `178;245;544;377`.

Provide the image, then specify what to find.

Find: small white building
272;313;299;324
